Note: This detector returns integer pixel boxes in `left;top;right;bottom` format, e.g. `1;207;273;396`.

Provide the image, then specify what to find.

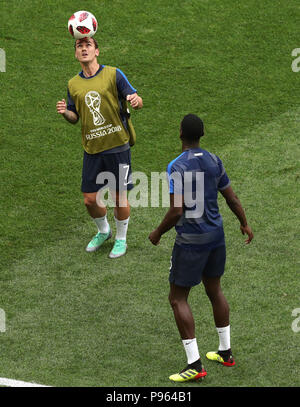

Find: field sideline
0;0;299;387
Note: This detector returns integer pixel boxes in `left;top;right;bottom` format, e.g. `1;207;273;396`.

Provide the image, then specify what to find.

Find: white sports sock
93;215;110;234
115;216;130;241
182;338;200;365
216;325;231;351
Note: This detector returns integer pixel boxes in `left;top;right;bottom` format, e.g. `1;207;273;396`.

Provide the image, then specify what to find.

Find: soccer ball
68;11;98;40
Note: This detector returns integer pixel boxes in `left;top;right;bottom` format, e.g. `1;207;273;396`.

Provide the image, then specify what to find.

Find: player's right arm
149;162;184;246
221;185;253;244
148;194;183;246
56;98;79;124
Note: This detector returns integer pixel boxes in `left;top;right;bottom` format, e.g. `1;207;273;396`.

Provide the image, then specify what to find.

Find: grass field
0;0;299;388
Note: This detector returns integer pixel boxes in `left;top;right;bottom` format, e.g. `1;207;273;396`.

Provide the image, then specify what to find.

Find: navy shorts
81;149;134;193
169;244;226;287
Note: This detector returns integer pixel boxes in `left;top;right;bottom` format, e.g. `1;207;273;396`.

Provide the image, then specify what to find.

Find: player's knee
204;285;213;300
114;193;128;208
168;294;180;310
84;195;97;208
203;278;221;300
205;285;226;306
205;286;218;302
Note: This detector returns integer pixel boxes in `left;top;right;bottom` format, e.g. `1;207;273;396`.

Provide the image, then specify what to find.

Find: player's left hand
127;93;140;109
149;229;161;246
240;224;254;244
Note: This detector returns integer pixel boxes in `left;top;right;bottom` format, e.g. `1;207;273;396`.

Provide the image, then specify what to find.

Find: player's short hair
180;114;204;142
74;37;99;50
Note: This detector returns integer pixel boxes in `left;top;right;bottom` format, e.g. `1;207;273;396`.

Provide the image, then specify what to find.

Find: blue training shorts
169;244;226;288
81;149;134;193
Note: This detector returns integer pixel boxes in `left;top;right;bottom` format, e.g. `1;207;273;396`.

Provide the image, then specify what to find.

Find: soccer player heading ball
149;114;253;382
56;36;143;258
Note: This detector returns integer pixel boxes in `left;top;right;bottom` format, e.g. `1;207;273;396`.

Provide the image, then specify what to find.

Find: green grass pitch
0;0;299;387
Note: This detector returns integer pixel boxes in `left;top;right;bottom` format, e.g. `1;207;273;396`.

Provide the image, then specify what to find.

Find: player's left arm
221;186;254;244
116;68;143;110
149;194;183;246
217;155;253;244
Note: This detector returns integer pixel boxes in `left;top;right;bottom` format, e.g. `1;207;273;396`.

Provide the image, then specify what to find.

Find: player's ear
74;47;79;60
95;48;100;57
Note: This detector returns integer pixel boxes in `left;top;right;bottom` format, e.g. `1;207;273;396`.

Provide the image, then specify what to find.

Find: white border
0;377;51;387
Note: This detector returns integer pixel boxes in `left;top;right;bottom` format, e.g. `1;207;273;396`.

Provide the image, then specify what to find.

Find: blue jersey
167;148;230;250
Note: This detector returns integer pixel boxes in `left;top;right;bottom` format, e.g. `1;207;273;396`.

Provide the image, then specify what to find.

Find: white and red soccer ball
68;11;98;40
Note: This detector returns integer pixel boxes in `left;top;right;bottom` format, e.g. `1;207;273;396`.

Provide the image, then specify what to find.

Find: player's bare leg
202;276;229;327
113;191;130;220
168;283;206;382
168;283;194;339
84;192;107;218
202;276;235;366
83;192;112;252
109;190;130;258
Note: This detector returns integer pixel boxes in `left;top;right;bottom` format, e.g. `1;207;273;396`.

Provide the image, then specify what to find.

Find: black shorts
81;149;134;193
169;244;226;288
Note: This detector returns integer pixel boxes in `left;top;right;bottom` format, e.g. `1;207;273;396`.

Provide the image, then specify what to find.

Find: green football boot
109;239;127;258
85;228;112;252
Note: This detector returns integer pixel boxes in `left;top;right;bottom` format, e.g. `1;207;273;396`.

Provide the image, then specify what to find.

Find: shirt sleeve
67;88;79;117
116;68;137;99
217;157;231;191
167;162;184;195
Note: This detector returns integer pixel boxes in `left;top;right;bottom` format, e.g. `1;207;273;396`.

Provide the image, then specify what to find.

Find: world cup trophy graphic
85;91;105;126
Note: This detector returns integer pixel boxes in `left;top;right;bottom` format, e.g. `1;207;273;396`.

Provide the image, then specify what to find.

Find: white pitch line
0;377;51;387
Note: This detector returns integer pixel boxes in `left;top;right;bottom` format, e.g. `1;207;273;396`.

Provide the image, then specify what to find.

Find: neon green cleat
169;366;207;382
109;239;127;258
206;350;235;367
85;229;112;252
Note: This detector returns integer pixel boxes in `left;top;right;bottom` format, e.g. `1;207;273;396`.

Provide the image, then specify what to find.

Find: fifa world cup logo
85;91;105;126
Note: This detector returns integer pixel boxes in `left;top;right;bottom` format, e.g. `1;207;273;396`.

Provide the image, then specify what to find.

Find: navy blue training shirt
167;148;231;250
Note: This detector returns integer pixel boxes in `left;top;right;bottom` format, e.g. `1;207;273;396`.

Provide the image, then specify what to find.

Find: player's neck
81;61;100;78
182;142;200;152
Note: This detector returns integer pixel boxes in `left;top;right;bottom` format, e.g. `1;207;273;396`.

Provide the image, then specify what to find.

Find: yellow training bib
68;66;131;154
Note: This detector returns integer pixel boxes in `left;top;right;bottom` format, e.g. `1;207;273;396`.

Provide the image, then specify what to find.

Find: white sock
182;338;200;365
115;216;129;241
93;215;110;234
216;325;231;351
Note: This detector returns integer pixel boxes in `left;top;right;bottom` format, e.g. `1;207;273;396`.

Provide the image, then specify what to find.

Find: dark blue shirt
167;148;231;250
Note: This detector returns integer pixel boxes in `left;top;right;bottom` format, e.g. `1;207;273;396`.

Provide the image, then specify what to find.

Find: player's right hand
56;99;67;114
149;229;161;246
